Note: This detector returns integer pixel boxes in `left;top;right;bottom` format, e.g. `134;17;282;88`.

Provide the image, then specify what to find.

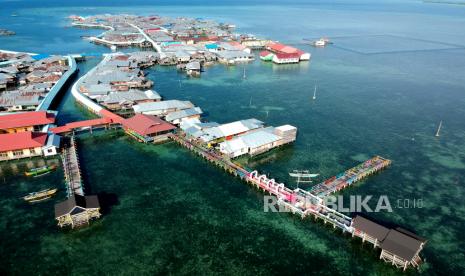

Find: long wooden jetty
61;136;84;197
309;156;391;198
169;133;354;231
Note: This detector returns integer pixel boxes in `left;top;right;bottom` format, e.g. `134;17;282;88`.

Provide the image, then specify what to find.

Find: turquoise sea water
1;1;465;275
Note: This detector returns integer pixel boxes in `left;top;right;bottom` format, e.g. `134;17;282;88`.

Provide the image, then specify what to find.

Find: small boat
110;45;117;52
311;37;332;47
313;85;317;100
23;188;58;203
289;170;319;178
435;120;442;137
24;165;57;177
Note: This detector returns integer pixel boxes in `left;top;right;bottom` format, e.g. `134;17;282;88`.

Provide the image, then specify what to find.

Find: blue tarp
205;43;218;49
31;54;51;60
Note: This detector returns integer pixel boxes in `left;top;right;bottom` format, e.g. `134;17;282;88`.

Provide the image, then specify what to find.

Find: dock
168;132;428;271
61;136;84;197
54;135;102;229
309;156;392;198
169;133;353;231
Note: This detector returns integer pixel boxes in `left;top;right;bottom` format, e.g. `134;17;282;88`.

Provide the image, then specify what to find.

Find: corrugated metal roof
133;100;194;113
165;107;202;122
200;118;264;142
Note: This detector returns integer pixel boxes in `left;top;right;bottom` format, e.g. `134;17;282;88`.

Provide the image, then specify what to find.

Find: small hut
54;194;101;228
351;215;426;271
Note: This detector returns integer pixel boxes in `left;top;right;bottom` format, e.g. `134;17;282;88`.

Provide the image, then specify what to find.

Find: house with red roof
0;131;61;161
121;113;176;143
272;52;301;64
265;42;311;63
0;111;56;134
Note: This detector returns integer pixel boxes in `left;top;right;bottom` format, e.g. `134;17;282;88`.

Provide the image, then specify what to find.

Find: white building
165;107;203;125
133;100;194;116
219;128;283;158
43;133;61;157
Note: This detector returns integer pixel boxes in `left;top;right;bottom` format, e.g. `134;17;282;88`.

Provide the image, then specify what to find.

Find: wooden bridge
309;156;392;198
169;133;356;232
61;136;84;197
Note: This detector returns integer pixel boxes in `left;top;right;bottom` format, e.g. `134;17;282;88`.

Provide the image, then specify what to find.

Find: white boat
110;45;117;52
312;38;331;47
289;170;319;178
313;85;317;100
435;120;442;137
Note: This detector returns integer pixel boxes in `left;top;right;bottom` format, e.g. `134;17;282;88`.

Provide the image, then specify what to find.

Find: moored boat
23;188;58;203
24;165;57;177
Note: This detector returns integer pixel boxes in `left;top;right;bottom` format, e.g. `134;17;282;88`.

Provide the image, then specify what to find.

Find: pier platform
61;136;84;196
169;133;353;231
309;156;391;198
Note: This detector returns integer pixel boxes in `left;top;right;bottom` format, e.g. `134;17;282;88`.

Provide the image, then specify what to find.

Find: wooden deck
309;156;391;198
61;136;84;197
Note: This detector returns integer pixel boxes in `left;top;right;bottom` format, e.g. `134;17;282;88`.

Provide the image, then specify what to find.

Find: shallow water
1;1;465;275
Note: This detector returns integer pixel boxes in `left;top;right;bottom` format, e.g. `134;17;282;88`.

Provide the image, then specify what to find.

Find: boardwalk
169;133;354;232
127;23;163;53
309;156;391;198
61;136;84;197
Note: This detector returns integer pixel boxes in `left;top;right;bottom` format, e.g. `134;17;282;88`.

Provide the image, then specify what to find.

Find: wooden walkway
309;156;392;198
169;133;354;232
61;136;84;197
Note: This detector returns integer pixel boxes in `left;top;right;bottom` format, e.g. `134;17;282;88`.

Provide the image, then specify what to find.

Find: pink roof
280;46;298;54
50;118;112;134
99;109;124;124
228;41;246;50
0;111;55;130
122;114;176;136
0;131;47;152
267;42;304;54
275;52;301;59
260;51;272;57
267;42;286;51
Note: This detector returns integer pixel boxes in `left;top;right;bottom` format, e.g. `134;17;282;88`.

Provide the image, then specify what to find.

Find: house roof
122;113;176;136
352;215;390;241
100;90;161;104
200;118;264;142
50;118;112;134
133;100;194;114
0;131;48;152
259;51;273;57
165;107;202;122
275;52;301;59
381;229;425;261
0;111;55;130
54;194;100;218
220;127;281;153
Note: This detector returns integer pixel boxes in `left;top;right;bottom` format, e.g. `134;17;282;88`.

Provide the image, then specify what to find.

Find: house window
28;148;37;154
48;149;54;153
0;152;8;158
13;150;24;156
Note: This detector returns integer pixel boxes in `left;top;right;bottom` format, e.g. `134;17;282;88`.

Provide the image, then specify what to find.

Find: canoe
24;165;57;177
23;188;58;203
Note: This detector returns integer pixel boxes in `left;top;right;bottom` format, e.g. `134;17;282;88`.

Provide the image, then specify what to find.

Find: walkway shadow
97;192;119;215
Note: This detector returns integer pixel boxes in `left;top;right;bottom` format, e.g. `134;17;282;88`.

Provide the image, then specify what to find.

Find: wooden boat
23;188;58;203
24;165;57;177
